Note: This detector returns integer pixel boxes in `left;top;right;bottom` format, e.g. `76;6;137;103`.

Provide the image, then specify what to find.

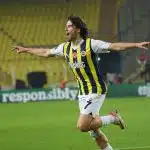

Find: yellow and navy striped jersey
63;38;107;95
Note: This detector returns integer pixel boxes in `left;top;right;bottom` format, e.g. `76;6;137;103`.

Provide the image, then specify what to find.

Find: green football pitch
0;97;150;150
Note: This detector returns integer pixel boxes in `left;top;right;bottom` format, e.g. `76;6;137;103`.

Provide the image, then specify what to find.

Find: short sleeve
91;39;111;53
50;43;65;56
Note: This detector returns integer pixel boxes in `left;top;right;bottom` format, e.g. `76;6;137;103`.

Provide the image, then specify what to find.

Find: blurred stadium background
0;0;150;150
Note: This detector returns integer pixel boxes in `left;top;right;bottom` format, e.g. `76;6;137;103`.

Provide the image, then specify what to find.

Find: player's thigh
77;94;106;131
89;114;102;129
78;94;106;117
77;114;93;131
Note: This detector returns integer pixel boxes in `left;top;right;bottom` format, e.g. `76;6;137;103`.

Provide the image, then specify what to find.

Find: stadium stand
0;0;101;87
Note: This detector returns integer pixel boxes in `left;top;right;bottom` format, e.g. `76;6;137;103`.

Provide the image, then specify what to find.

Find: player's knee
90;117;102;130
77;123;89;132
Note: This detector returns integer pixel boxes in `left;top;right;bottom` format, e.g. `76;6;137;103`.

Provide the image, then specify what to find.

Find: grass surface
0;97;150;150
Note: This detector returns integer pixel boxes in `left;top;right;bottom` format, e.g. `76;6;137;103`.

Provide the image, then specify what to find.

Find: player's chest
65;48;92;69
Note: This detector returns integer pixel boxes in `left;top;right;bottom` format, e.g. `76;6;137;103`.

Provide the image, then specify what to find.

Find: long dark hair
68;15;88;40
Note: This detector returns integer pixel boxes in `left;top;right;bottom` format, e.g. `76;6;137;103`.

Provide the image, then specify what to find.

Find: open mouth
66;33;69;36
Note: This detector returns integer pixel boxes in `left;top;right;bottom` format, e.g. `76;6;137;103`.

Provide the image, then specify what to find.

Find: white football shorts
78;94;106;117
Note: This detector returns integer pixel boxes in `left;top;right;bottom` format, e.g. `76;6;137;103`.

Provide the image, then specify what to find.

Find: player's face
65;20;80;41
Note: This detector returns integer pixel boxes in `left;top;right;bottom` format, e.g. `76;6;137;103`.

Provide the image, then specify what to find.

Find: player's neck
71;36;83;46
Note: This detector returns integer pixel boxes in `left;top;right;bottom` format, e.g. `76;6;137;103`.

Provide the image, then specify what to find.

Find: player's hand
136;42;150;50
12;45;28;53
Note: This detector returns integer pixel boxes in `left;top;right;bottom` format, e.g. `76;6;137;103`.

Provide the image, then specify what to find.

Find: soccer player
12;15;150;150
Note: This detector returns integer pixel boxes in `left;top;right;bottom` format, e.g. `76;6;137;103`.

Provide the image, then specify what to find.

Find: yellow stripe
86;38;102;94
77;46;92;94
69;46;85;95
63;42;70;57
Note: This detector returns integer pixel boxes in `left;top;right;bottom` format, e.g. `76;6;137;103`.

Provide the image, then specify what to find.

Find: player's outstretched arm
12;45;53;57
109;42;150;51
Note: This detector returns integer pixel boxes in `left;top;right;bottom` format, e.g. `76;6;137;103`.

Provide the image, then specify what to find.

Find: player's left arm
91;39;150;53
109;42;150;51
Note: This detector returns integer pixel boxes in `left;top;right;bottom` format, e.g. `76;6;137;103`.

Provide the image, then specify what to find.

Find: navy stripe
90;41;106;94
77;79;82;95
80;40;97;93
65;42;71;62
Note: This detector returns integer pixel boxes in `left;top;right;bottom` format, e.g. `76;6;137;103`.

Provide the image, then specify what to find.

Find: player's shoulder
55;42;67;50
90;38;102;43
63;41;70;47
90;38;99;47
58;42;66;47
89;38;101;46
90;38;111;46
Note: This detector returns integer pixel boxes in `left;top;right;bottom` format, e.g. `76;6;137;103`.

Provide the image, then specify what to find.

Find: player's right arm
12;43;64;57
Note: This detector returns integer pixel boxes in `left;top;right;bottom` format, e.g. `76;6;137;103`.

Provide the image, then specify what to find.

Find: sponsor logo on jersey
69;62;85;69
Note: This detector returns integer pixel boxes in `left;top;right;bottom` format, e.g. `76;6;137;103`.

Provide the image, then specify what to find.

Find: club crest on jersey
81;51;86;57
